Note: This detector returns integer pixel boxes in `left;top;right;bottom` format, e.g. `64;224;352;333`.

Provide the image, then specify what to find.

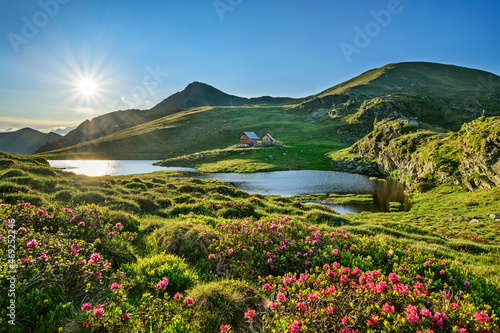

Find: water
48;160;196;177
48;160;408;213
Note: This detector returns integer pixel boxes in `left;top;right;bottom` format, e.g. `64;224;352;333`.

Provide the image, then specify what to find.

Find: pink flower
423;261;430;267
93;307;104;318
323;305;333;314
458;329;467;333
78;222;85;227
450;303;459;309
263;283;273;291
88;253;101;264
63;208;72;213
220;324;230;332
110;283;122;290
228;249;234;254
440;270;445;275
341;316;350;325
296;302;307;311
115;223;122;228
183;297;194;307
26;239;38;248
81;302;92;311
108;232;115;237
339;328;350;333
270;302;278;309
464;281;470;286
388;273;399;283
174;292;183;299
82;322;90;327
244;309;255;320
474;310;491;323
307;293;318;301
121;313;130;321
40;253;48;261
157;277;169;289
332;249;339;255
276;293;286;302
382;303;395;313
290;320;302;333
367;315;378;326
208;254;216;259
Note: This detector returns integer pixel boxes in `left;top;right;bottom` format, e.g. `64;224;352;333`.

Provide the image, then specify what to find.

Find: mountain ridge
0;128;61;155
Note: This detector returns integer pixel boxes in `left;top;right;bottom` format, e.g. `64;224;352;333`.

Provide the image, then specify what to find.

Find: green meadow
1;150;499;332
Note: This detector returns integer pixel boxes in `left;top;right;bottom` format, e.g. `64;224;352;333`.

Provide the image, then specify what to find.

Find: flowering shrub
0;203;135;332
255;264;499;332
208;215;500;314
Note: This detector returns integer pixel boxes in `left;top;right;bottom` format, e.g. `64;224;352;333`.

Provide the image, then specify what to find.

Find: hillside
36;82;298;154
0;128;61;155
37;62;500;164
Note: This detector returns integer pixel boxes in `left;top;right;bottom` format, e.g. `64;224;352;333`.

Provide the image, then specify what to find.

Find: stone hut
239;132;260;146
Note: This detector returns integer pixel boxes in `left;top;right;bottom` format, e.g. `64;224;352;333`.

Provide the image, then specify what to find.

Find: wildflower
220;324;230;332
244;309;255;320
27;239;38;248
63;208;72;213
323;305;333;314
388;273;399;283
270;302;278;309
382;303;395;313
157;277;169;289
82;322;90;327
115;223;122;228
88;253;101;264
332;249;338;255
423;261;430;267
474;310;491;323
94;273;102;280
78;222;85;227
290;320;302;333
307;293;318;301
17;227;27;233
276;293;286;302
81;303;92;311
339;328;350;333
450;303;459;309
296;302;307;311
263;283;273;291
108;232;115;237
342;316;350;325
183;297;194;307
110;283;122;290
228;249;234;254
208;254;216;259
40;253;48;261
174;292;183;299
367;315;378;326
122;313;130;321
440;270;445;275
464;281;470;286
94;306;104;319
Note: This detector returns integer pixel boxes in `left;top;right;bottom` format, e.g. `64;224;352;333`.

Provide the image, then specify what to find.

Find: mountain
149;81;295;113
35;62;500;159
36;82;297;154
0;128;61;155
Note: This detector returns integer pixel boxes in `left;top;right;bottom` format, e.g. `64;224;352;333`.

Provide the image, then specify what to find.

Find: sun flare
78;79;97;96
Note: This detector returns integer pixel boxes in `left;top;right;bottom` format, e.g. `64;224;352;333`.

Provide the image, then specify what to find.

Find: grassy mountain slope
38;62;500;168
0;128;61;155
36;82;299;154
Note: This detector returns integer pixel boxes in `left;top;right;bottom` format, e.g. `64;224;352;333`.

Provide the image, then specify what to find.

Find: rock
490;213;500;219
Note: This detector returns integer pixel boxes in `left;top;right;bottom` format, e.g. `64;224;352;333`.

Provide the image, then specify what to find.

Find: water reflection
48;160;196;177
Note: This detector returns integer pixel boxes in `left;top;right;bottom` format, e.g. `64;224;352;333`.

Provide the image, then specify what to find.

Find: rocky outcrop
343;116;500;191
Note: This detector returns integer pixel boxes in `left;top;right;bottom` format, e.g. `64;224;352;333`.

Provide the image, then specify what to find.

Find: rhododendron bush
253;264;498;332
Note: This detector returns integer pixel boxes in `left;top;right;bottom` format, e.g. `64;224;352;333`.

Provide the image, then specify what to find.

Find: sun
78;79;97;96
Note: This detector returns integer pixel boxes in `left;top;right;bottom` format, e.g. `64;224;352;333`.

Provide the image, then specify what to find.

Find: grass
2;150;500;331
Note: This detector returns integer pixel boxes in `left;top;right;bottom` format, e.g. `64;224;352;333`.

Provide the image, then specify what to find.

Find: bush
121;253;199;304
54;189;73;202
73;191;107;205
124;182;147;191
187;279;261;332
1;169;26;178
135;196;160;212
150;222;215;264
305;209;346;226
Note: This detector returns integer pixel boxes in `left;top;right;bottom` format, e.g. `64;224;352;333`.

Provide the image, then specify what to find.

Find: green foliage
73;191;107;205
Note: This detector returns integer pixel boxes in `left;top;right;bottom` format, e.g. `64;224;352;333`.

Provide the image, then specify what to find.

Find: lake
48;160;408;213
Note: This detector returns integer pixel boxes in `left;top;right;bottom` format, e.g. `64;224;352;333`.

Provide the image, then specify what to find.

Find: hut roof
263;133;274;141
242;132;260;140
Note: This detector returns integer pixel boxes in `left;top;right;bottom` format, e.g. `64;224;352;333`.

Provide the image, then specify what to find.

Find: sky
1;0;500;133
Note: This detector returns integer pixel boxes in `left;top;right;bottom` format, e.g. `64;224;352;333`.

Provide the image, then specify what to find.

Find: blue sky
1;0;499;132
